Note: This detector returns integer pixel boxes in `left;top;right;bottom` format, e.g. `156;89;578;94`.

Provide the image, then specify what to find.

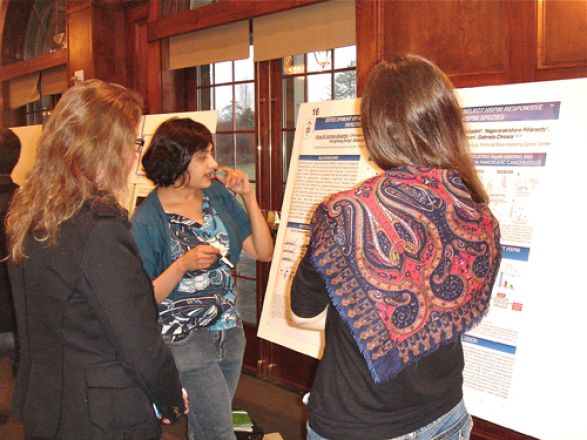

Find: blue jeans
307;398;473;440
165;325;246;440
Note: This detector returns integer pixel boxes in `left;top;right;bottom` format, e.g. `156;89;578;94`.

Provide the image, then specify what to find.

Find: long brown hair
6;79;143;263
361;54;488;203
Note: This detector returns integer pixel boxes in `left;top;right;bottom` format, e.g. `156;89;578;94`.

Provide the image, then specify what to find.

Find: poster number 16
312;108;320;116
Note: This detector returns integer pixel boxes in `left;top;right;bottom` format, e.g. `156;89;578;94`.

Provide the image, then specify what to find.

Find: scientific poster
456;79;587;440
257;98;377;357
259;78;587;440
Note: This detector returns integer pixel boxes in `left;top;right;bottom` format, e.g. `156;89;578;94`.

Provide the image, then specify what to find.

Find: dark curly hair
142;117;214;187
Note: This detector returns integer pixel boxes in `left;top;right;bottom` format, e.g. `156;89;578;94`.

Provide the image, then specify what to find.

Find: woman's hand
161;388;190;424
179;245;219;272
215;165;252;197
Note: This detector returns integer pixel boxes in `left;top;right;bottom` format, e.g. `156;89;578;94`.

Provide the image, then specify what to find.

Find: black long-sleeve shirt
291;251;464;440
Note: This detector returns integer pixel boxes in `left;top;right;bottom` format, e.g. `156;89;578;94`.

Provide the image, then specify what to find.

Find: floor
0;357;308;440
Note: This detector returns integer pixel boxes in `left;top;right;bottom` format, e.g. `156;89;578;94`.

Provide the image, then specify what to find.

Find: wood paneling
356;0;382;96
67;4;95;83
67;1;128;88
125;1;149;110
356;0;586;91
146;40;162;114
0;50;67;82
382;0;506;77
471;417;538;440
94;5;127;84
270;344;318;391
242;322;262;374
538;0;587;68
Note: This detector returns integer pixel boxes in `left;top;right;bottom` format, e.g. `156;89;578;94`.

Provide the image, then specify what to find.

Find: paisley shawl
310;167;501;383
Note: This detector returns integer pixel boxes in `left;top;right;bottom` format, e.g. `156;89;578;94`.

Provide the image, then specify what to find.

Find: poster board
9;124;42;185
257;98;378;357
457;78;587;440
258;79;587;440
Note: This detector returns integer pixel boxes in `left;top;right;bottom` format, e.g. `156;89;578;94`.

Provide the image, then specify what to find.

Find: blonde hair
7;79;143;263
361;54;488;203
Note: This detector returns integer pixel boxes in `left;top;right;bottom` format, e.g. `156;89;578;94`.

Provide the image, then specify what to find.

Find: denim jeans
165;325;245;440
307;398;472;440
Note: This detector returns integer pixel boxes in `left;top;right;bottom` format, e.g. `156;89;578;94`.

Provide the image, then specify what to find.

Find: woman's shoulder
70;198;127;227
131;190;161;222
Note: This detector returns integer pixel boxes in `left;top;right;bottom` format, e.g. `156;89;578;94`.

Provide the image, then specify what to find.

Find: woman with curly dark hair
131;117;273;440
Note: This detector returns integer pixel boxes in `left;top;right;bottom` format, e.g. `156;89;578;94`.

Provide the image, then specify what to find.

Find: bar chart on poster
258;78;587;440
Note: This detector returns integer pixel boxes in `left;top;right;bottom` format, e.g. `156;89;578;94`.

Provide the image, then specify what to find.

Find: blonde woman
6;80;186;440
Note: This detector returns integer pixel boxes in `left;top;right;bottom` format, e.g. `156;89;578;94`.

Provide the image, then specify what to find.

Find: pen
218;254;234;269
193;234;234;269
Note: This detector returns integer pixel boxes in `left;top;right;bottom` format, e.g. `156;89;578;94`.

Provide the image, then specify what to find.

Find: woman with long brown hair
6;80;186;440
291;55;501;440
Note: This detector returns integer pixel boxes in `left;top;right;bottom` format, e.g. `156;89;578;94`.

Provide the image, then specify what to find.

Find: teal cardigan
130;180;251;300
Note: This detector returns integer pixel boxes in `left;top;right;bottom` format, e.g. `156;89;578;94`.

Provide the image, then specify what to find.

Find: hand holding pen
178;245;219;272
180;241;235;271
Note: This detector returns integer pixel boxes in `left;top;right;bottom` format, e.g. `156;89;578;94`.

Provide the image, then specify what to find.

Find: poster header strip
299;155;361;161
463;101;560;123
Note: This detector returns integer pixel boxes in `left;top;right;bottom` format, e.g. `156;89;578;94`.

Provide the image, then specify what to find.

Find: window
20;0;66;125
194;47;258;324
190;45;357;326
25;95;59;125
24;0;66;60
281;45;357;178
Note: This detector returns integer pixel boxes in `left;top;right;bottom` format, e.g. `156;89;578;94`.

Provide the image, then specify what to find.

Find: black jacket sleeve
291;250;330;318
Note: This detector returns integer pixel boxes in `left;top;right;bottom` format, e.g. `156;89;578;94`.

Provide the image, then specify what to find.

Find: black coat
0;175;18;333
8;200;185;440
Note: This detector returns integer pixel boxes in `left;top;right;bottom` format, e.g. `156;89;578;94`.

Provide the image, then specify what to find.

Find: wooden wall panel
356;0;586;91
356;0;382;96
125;1;149;111
381;0;506;77
538;0;587;68
67;1;128;88
93;4;127;85
67;3;94;84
